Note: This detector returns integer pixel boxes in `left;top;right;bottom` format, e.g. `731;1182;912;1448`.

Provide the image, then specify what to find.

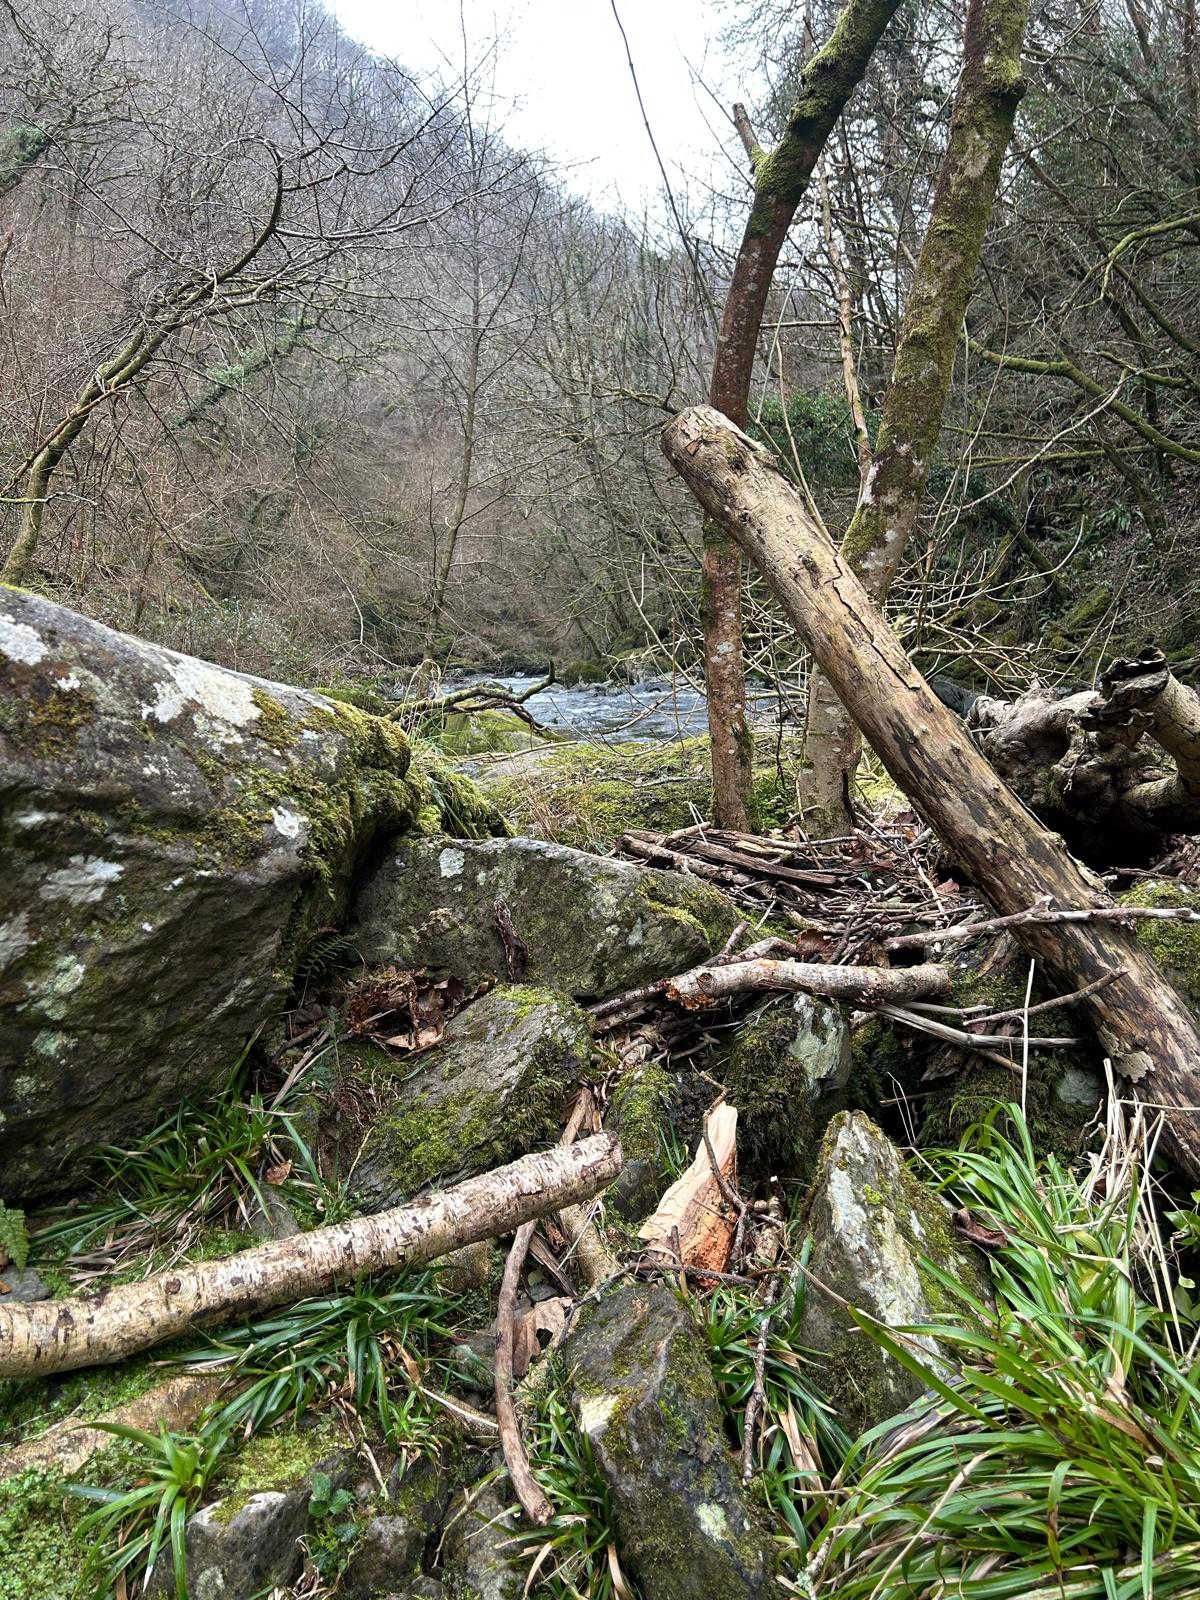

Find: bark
663;405;1200;1177
667;956;950;1009
968;648;1200;854
702;0;904;826
0;1134;621;1379
800;0;1031;828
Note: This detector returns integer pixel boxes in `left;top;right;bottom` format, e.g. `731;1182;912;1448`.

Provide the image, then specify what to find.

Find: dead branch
887;899;1200;952
0;1135;621;1380
667;958;951;1009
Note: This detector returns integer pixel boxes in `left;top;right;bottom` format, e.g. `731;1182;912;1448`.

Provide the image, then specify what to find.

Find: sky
328;0;739;213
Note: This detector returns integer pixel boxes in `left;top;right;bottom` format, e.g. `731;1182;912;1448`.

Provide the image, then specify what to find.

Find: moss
1064;583;1114;632
210;1421;339;1525
0;1346;179;1449
0;681;95;758
477;733;791;852
610;1062;674;1165
249;686;297;753
0;1467;95;1600
724;998;849;1183
433;709;544;757
1120;879;1200;1005
351;989;588;1199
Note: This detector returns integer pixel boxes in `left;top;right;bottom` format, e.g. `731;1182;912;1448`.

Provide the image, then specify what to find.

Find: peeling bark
663;405;1200;1177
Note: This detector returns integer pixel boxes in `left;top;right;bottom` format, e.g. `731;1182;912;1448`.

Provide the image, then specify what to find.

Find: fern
0;1202;29;1273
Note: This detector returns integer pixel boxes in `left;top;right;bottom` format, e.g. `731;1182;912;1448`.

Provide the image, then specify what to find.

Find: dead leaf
512;1296;571;1379
264;1159;293;1186
952;1207;1010;1251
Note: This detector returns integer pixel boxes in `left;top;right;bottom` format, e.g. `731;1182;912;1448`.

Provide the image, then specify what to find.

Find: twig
887;900;1200;951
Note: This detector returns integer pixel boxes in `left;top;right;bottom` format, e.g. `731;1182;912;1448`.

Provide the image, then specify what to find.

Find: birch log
663;405;1200;1177
0;1134;621;1379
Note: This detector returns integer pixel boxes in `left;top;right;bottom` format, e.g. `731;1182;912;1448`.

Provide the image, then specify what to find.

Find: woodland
3;0;1200;1596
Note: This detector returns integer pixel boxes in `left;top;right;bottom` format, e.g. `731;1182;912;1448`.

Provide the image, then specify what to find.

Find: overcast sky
329;0;739;212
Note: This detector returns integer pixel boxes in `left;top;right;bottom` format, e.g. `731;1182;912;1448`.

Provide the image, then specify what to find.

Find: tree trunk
664;405;1200;1178
0;1135;621;1379
801;0;1031;827
701;0;904;826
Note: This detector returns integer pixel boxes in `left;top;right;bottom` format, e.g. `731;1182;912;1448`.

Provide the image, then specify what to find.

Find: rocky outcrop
724;993;851;1183
0;590;501;1200
347;986;592;1208
797;1112;991;1433
564;1280;776;1600
350;835;740;1000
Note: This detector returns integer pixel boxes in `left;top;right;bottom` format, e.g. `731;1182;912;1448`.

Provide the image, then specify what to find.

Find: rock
724;994;851;1184
1120;878;1200;1010
440;1472;526;1600
348;986;591;1208
797;1111;991;1434
351;835;740;1000
342;1461;450;1597
145;1488;309;1598
0;1265;49;1303
394;1582;445;1600
145;1432;353;1599
247;1184;301;1240
564;1280;776;1600
0;590;502;1201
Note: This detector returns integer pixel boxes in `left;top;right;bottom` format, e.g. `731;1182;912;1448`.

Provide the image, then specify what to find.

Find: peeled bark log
663;405;1200;1177
0;1134;621;1380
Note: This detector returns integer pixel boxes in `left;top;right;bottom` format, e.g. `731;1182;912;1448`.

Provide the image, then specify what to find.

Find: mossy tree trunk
800;0;1031;832
701;0;904;827
664;405;1200;1179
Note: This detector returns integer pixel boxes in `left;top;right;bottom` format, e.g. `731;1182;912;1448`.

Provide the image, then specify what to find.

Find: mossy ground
1121;878;1200;1005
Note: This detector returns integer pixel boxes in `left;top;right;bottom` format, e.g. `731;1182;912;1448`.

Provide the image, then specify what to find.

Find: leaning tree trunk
664;406;1200;1177
700;0;905;827
801;0;1031;830
0;1135;621;1379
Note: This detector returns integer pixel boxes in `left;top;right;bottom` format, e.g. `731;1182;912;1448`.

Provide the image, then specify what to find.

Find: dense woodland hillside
5;0;1200;1597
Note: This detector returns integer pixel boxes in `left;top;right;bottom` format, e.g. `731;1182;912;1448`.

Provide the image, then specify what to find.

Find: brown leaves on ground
343;966;483;1055
952;1207;1010;1251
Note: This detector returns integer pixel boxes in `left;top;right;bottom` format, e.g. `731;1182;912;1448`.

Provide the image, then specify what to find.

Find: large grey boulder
145;1487;311;1599
341;1460;451;1597
347;986;592;1208
0;590;499;1199
564;1280;776;1600
797;1112;992;1434
350;835;740;1000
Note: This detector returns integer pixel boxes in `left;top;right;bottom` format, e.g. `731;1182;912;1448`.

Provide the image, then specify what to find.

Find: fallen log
663;406;1200;1177
0;1134;621;1380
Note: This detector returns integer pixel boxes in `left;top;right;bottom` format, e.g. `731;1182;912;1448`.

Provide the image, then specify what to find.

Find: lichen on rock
0;590;503;1201
563;1279;777;1600
797;1111;992;1434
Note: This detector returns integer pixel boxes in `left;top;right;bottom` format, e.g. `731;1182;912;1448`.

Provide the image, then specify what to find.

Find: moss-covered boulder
348;986;592;1207
797;1112;991;1434
607;1059;676;1218
0;590;502;1200
724;994;851;1185
564;1280;776;1600
351;835;740;1001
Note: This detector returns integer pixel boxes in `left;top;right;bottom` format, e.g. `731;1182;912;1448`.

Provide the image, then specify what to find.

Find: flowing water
441;673;787;743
